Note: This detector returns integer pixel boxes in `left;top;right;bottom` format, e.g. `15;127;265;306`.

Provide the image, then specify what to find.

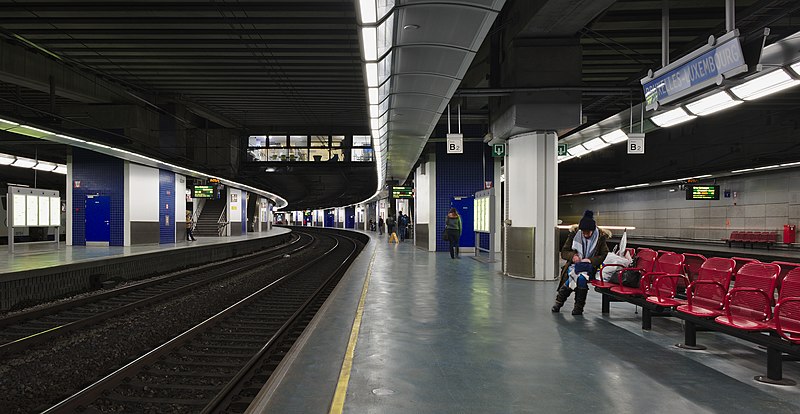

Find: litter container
784;224;796;244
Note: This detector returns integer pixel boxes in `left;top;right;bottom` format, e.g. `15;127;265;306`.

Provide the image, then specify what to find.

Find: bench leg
754;347;796;385
602;294;610;314
676;320;706;350
641;308;652;330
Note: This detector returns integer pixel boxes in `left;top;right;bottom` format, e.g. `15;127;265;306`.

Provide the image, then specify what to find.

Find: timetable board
686;185;720;200
8;186;61;227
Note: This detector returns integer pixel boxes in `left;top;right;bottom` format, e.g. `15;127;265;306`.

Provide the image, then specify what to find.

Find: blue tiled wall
71;148;125;246
159;169;176;244
434;142;494;252
242;191;247;233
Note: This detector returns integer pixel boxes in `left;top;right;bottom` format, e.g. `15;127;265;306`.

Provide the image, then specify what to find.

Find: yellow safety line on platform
328;247;376;414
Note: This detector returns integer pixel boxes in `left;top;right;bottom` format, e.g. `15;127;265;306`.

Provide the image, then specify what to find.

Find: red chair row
723;231;777;248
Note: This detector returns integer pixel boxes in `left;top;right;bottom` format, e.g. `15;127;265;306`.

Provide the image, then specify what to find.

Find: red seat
643;252;687;306
714;262;779;331
609;248;658;296
732;257;759;278
772;261;800;301
683;253;707;283
774;269;800;343
676;257;735;318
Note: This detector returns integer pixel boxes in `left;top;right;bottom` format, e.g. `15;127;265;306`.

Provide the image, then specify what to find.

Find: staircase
194;199;226;237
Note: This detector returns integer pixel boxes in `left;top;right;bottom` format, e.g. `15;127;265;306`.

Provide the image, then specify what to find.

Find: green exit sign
557;143;568;156
492;143;506;157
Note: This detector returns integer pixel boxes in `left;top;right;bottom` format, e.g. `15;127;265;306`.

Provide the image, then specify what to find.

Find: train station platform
0;228;292;311
250;230;800;414
623;238;800;262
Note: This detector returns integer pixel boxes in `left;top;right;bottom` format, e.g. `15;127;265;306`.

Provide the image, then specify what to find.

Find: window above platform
246;134;374;163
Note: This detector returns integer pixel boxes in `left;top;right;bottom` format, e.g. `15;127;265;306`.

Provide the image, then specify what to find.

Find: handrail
217;206;228;237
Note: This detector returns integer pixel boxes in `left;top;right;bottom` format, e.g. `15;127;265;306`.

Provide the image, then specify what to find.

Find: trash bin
784;224;796;244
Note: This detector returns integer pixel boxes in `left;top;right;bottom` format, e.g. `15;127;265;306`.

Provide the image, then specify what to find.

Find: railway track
0;232;310;356
42;230;362;413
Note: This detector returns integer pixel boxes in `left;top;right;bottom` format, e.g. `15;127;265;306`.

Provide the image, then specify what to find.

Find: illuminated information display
686;185;720;200
474;196;490;233
193;185;215;198
391;186;413;199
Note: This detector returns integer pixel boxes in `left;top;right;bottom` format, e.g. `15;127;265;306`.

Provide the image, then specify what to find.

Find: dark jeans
186;228;196;241
399;226;407;241
446;228;460;258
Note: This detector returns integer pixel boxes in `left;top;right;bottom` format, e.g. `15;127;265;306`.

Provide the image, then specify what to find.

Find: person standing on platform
186;211;197;241
378;216;385;235
444;207;462;259
552;210;609;315
386;214;398;243
398;211;409;242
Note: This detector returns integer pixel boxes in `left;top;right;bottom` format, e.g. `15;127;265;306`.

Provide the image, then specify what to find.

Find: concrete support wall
560;169;800;243
415;157;437;251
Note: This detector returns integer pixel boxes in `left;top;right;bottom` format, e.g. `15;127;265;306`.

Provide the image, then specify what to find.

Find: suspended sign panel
391;186;413;199
642;33;746;109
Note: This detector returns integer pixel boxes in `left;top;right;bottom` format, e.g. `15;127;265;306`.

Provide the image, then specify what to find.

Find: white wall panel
129;163;159;222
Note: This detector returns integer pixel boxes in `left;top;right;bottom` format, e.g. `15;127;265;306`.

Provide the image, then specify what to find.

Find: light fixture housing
12;157;37;168
651;107;697;127
569;145;589;157
0;153;15;165
582;137;610;151
357;0;377;24
365;62;379;87
685;91;743;116
361;26;378;61
730;69;800;101
33;161;57;171
600;129;628;144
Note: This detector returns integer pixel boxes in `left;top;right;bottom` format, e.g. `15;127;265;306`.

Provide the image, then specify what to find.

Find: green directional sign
492;143;506;157
557;143;568;156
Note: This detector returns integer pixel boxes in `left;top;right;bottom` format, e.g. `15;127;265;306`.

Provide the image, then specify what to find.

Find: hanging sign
641;33;746;109
627;133;645;154
447;133;463;154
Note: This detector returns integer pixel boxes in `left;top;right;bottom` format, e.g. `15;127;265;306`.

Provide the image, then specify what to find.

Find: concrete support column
505;131;558;280
414;156;437;251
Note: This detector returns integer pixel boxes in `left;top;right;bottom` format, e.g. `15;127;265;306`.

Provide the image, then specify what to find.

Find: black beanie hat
579;210;596;231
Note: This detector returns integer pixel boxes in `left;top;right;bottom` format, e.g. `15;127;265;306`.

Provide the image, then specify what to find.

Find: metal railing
217;207;229;236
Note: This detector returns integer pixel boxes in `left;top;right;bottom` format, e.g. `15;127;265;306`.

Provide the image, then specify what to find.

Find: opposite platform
0;228;291;311
250;230;800;414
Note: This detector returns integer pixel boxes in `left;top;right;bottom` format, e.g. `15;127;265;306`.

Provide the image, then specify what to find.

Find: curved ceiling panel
390;74;460;98
393;45;475;78
396;5;497;50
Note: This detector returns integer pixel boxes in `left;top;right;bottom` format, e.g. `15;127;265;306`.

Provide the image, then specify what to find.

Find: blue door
345;206;355;228
85;195;111;243
451;196;474;248
325;209;335;227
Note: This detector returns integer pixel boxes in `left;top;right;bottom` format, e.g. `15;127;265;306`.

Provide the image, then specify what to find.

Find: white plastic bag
599;251;633;282
618;230;628;254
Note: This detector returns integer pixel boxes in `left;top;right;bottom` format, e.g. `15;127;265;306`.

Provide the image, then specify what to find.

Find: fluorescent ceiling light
582;137;610;151
368;88;379;105
569;145;589;157
0;117;19;129
730;69;800;101
685;91;743;116
53;165;67;175
754;164;780;170
365;62;379;87
361;27;378;61
651;107;696;127
33;161;57;171
627;183;649;188
12;157;37;168
370;105;380;118
0;153;15;165
731;168;754;173
791;61;800;77
54;133;86;143
358;0;377;24
691;174;713;179
661;179;679;183
12;125;53;138
370;118;380;130
780;161;800;167
601;129;628;144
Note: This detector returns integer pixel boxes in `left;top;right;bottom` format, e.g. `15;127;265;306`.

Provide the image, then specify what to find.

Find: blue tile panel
159;169;176;244
434;142;494;252
242;191;247;233
71;148;125;246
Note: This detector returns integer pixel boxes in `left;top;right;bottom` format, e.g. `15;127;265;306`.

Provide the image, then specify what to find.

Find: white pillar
506;131;558;280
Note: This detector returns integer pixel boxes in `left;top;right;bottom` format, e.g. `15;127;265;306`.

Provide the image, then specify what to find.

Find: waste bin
784;224;796;244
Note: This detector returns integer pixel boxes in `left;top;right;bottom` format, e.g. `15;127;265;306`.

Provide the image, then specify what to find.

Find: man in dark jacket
552;210;610;315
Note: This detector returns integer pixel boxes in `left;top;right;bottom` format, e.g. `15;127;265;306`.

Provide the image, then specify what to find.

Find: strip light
601;129;628;144
685;91;742;116
365;62;378;87
569;145;589;157
361;27;378;61
730;69;800;101
358;0;377;24
582;137;610;151
12;157;37;168
651;107;696;127
33;161;57;171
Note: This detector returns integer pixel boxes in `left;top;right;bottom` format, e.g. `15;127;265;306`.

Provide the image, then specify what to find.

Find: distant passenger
444;207;462;259
398;211;409;241
386;215;397;243
186;215;197;241
552;210;609;315
378;216;385;235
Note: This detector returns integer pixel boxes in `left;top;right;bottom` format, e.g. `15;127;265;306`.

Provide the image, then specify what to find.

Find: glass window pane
248;135;267;147
268;148;288;161
310;135;329;147
330;148;344;161
309;148;330;161
268;135;287;147
331;135;345;147
288;148;308;161
290;135;308;147
353;135;372;147
352;148;374;162
247;148;269;161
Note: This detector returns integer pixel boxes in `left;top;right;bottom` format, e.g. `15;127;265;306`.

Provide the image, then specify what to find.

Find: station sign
447;133;463;154
641;33;747;109
390;186;413;199
686;185;720;200
492;143;506;157
627;133;645;154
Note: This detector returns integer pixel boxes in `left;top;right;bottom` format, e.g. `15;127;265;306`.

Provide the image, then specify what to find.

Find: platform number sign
557;144;568;157
627;133;645;154
492;143;506;157
446;133;463;154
